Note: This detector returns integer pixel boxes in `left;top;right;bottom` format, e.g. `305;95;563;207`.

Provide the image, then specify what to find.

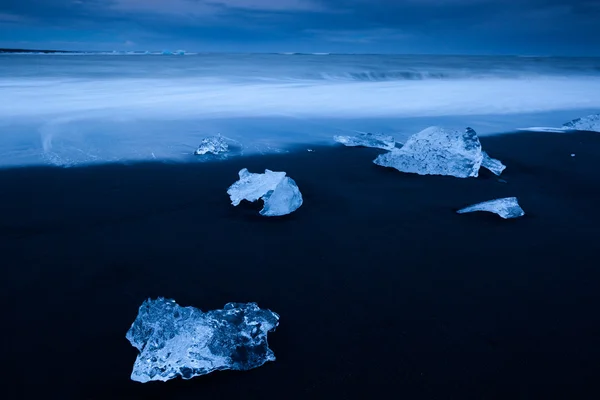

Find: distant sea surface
1;53;599;167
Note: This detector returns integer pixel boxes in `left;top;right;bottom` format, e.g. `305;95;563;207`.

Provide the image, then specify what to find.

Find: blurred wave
0;54;599;167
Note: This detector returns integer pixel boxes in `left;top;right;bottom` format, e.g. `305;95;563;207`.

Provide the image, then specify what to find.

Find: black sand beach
2;131;600;399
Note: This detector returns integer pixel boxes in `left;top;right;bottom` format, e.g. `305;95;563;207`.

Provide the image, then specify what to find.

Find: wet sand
1;131;600;399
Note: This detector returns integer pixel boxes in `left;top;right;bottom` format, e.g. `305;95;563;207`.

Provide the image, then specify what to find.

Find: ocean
1;53;600;167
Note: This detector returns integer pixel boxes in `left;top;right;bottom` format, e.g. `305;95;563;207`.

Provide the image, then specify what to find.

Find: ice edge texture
126;298;279;383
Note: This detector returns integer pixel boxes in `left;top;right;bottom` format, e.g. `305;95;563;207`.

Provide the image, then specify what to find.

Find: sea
1;53;599;167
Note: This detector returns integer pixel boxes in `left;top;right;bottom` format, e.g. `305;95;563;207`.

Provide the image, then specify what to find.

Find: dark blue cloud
0;0;599;54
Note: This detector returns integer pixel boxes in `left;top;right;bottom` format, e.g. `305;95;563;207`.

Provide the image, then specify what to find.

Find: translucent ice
126;298;279;383
373;126;483;178
194;135;229;156
333;133;396;150
457;197;525;219
481;151;506;176
260;177;303;217
562;114;600;132
227;169;303;216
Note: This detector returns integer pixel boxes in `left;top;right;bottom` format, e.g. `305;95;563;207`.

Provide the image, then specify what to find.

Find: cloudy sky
0;0;599;55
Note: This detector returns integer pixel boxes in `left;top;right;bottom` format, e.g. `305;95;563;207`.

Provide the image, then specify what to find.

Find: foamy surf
0;54;599;167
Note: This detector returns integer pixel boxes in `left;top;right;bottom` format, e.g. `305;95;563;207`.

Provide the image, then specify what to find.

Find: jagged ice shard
562;114;600;132
457;197;525;219
194;135;229;156
373;126;484;178
126;298;280;383
333;133;396;150
481;151;506;176
227;169;303;216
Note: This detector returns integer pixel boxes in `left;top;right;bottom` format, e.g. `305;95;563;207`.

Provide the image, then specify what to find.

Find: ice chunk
260;177;303;217
194;135;229;155
228;169;287;206
227;169;303;216
373;126;483;178
457;197;525;219
562;114;600;132
126;298;279;383
334;133;395;150
481;151;506;176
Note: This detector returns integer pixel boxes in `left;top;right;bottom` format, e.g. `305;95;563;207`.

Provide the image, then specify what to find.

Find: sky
0;0;599;55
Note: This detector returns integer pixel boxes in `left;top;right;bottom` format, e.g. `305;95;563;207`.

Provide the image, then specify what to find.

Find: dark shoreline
2;131;600;399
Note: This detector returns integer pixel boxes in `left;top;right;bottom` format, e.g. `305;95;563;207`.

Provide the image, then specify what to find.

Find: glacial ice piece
260;177;303;217
562;114;600;132
227;169;303;216
481;151;506;176
126;298;279;383
457;197;525;219
333;133;395;150
194;135;229;155
373;126;483;178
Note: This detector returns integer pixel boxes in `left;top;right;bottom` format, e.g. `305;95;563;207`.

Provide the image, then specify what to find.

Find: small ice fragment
334;133;395;150
481;151;506;176
562;114;600;132
498;178;508;184
126;298;279;383
571;153;576;157
227;169;303;216
194;135;229;156
373;126;483;178
457;197;525;219
307;149;314;152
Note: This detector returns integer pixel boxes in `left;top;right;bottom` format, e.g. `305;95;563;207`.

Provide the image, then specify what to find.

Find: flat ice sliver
562;113;600;132
373;126;484;178
333;132;396;150
126;298;279;383
227;168;303;216
457;197;525;219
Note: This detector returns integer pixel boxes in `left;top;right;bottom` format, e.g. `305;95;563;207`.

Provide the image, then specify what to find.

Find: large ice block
126;298;279;383
457;197;525;219
227;168;303;216
373;126;484;178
